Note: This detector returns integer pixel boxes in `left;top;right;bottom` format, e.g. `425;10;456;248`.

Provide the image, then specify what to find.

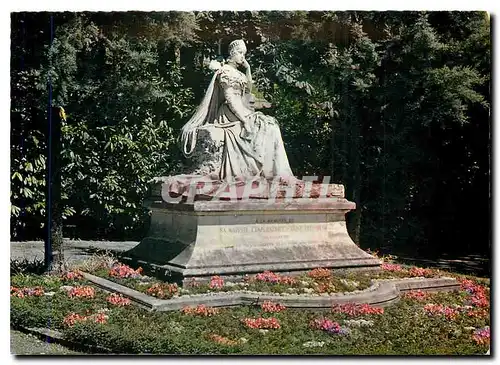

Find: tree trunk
45;106;64;272
349;105;362;245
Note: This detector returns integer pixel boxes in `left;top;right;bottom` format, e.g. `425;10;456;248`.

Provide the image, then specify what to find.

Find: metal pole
44;14;54;270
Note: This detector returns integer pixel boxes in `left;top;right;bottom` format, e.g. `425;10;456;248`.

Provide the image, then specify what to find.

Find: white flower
340;279;360;288
209;60;222;71
344;319;374;327
302;341;325;348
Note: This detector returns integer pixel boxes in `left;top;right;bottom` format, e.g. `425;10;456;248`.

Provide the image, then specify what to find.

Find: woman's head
228;39;247;65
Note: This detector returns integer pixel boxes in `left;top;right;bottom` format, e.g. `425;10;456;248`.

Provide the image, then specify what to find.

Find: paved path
10;329;83;355
10;239;139;265
396;254;490;277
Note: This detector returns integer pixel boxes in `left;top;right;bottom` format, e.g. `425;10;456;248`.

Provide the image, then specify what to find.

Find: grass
10;258;490;355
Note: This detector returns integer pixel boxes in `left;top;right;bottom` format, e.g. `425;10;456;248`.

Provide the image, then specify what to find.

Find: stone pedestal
124;195;381;282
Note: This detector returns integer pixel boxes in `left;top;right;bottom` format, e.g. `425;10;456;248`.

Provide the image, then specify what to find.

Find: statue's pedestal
124;194;381;283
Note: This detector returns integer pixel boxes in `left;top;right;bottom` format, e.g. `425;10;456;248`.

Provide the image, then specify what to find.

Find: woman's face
231;49;246;65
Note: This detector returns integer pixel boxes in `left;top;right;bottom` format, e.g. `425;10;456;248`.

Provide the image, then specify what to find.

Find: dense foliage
11;11;490;258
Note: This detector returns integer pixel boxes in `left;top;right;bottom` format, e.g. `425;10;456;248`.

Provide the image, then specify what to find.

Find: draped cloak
179;64;294;183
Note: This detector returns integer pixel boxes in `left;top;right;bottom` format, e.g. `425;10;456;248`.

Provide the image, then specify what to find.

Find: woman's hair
228;39;246;56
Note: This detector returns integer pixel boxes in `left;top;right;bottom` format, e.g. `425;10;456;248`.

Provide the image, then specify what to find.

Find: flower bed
85;259;481;304
89;264;378;297
10;270;490;355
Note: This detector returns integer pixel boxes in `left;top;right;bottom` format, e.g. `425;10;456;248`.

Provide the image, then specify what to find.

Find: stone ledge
81;272;460;312
146;197;356;212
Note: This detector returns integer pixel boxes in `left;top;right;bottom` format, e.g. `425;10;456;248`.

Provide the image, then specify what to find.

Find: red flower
308;268;332;280
63;311;109;327
472;327;490;345
63;313;87;326
146;283;178;299
208;334;238;346
423;304;459;320
331;303;384;316
381;263;403;272
403;290;429;301
108;264;143;279
279;276;297;285
458;279;490;309
316;282;336;294
182;304;220;316
408;267;434;277
67;286;95;298
209;276;224;289
242;317;281;329
61;271;83;281
106;293;131;306
252;271;297;285
466;308;489;319
93;312;108;324
11;286;44;298
261;301;286;313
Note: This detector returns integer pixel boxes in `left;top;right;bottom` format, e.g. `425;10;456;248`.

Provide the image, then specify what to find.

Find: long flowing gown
161;64;344;201
180;64;295;182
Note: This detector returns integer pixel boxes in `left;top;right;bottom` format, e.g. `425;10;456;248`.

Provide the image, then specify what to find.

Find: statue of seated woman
157;39;344;201
180;39;295;183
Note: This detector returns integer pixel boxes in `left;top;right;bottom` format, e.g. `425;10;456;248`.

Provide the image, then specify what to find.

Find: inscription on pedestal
202;214;336;249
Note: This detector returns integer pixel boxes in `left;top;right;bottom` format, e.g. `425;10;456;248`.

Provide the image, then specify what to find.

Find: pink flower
466;308;489;319
459;279;476;293
208;334;238;346
63;311;109;327
10;286;44;298
209;276;224;289
308;268;332;280
63;312;87;326
331;303;384;316
106;293;131;306
381;263;403;272
261;301;286;313
93;312;109;324
408;267;434;277
403;290;429;301
242;317;281;329
146;283;178;299
423;304;459;320
182;304;220;316
458;279;490;308
67;286;95;299
310;318;350;335
472;327;490;345
108;264;143;279
61;271;83;281
254;271;281;283
252;271;297;285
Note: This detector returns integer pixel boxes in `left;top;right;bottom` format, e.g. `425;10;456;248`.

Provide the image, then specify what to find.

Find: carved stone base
124;197;381;282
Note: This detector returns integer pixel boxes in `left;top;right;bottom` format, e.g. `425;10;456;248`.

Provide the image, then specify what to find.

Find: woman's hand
242;58;251;70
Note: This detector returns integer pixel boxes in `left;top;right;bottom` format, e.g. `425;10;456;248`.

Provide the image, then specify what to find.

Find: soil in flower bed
10;271;490;355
